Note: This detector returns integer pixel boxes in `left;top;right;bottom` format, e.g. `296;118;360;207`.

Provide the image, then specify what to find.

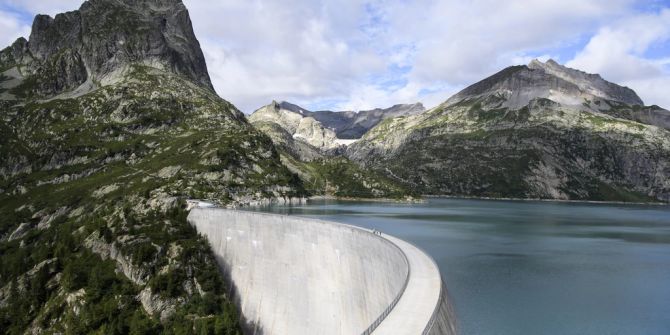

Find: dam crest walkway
369;231;443;334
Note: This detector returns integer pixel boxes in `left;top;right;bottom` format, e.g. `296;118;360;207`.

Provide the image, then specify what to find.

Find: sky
1;0;669;113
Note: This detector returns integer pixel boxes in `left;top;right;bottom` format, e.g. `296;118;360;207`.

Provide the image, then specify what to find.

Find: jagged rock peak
446;59;643;109
527;59;643;105
278;101;311;115
1;0;213;96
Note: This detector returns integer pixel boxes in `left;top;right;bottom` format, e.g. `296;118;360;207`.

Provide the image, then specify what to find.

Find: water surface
249;198;670;335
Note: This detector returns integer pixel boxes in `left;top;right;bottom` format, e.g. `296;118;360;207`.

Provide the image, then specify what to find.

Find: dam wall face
425;284;458;335
188;208;410;335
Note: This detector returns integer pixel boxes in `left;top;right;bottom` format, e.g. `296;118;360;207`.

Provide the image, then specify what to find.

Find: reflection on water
248;198;670;335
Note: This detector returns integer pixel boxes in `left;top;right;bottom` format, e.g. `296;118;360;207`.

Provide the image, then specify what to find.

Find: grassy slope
281;154;416;199
0;65;304;334
356;98;670;202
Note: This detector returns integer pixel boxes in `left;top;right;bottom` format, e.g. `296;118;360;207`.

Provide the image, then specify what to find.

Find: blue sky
1;0;669;112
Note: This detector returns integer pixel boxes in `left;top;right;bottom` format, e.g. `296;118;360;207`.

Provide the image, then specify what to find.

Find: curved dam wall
425;282;458;335
188;208;410;335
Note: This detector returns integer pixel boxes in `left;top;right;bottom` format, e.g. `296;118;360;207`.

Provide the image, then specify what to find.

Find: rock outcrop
0;0;213;98
441;59;670;131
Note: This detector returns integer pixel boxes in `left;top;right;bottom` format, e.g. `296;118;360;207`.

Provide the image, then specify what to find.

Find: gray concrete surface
188;208;455;335
373;234;457;335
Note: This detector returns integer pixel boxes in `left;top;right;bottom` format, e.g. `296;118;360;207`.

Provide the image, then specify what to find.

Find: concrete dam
188;208;456;335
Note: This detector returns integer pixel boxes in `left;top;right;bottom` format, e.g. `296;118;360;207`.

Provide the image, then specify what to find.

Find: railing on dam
421;252;457;335
421;279;443;335
360;233;411;335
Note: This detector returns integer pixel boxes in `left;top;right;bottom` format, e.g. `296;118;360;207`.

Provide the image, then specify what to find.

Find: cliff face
347;60;670;202
1;0;213;97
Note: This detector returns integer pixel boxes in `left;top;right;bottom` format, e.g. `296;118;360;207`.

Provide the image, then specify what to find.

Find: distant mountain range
248;101;419;198
278;101;426;139
252;59;670;202
249;101;424;152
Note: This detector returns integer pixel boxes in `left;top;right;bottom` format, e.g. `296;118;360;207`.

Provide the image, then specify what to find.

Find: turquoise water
249;198;670;335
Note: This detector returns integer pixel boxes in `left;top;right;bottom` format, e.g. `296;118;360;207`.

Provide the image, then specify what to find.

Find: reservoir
248;198;670;335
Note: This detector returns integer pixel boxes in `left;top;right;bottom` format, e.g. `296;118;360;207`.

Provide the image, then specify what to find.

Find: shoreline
423;194;669;206
234;193;668;208
305;194;669;206
306;194;425;204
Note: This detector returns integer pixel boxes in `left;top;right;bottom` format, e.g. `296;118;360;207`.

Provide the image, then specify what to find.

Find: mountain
0;1;303;333
249;101;417;199
0;0;212;99
444;59;670;130
445;59;643;108
249;101;425;153
347;59;670;202
249;101;341;155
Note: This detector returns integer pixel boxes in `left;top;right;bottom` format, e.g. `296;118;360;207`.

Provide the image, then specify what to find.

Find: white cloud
0;11;30;47
4;0;83;17
184;0;386;112
0;0;86;49
183;0;641;112
623;77;670;109
567;9;670;108
333;80;461;112
2;0;669;111
384;0;632;82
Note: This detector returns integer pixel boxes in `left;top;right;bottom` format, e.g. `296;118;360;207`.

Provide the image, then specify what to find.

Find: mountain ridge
345;59;670;202
249;100;425;146
248;60;670;202
445;58;644;110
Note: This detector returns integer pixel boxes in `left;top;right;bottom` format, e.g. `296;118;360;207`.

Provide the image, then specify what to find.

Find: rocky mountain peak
446;59;643;109
1;0;213;97
278;101;310;116
527;59;642;105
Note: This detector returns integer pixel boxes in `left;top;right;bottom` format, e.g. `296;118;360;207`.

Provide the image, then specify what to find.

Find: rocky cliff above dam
1;0;213;98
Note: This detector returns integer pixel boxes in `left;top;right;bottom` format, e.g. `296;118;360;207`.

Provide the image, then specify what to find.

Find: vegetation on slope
350;97;670;202
0;65;305;333
0;204;240;335
251;119;415;200
281;154;416;199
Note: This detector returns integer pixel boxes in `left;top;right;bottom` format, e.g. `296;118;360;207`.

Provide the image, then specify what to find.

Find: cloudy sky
1;0;669;112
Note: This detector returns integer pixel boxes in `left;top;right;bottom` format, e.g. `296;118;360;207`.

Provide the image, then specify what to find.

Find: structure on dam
188;208;456;335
